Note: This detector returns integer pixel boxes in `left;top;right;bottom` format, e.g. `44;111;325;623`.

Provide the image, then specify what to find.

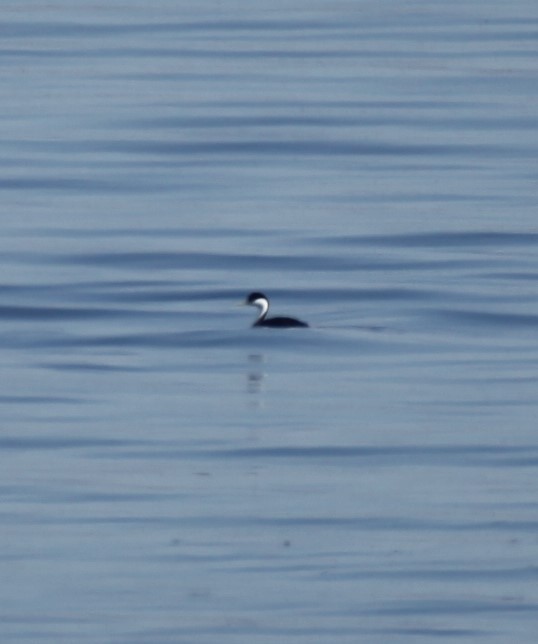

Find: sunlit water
2;1;538;642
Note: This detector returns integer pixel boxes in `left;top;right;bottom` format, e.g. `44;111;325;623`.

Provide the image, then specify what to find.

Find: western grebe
244;292;309;328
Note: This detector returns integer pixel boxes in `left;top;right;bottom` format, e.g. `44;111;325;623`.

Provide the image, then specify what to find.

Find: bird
244;292;309;328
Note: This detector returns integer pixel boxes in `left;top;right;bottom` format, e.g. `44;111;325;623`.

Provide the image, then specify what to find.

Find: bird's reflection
246;353;265;403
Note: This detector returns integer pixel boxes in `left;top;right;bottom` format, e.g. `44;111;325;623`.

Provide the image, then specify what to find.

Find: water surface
2;1;538;642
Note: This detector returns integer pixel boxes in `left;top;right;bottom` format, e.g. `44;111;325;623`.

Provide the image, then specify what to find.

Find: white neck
253;297;269;322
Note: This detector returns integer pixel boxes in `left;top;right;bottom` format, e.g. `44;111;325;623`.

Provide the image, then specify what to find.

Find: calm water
2;1;538;642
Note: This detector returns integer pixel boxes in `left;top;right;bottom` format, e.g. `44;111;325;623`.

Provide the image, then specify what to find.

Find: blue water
2;1;538;642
